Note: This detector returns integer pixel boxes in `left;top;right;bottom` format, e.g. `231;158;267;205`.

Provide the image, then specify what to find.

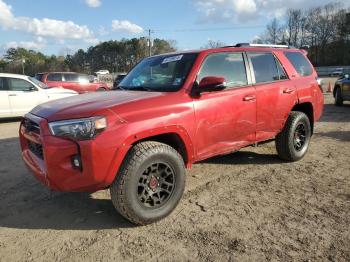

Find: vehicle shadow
198;150;284;165
0;137;135;230
0;191;135;230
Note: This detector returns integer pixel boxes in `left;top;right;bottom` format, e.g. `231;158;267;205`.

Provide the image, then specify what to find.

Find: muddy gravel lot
0;90;349;261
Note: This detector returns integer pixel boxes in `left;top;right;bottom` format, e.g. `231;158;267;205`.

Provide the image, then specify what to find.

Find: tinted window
47;73;62;81
284;52;313;76
198;52;247;87
8;78;34;91
64;74;79;82
276;58;288;80
35;73;44;81
0;78;5;90
248;53;280;83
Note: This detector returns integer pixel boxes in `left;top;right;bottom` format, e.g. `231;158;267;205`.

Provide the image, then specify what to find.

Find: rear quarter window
284;52;313;77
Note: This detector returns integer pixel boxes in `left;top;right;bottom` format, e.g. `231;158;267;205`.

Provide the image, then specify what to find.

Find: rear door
193;52;256;160
7;77;42;116
0;77;11;118
247;52;297;142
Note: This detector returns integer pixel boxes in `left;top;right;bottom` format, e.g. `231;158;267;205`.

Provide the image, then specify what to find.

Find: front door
0;77;11;118
193;52;256;160
6;77;42;116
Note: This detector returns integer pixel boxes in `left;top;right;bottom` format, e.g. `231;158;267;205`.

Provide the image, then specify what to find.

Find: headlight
48;117;107;141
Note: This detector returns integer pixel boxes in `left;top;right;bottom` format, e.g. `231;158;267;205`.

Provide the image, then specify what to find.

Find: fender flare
103;125;195;186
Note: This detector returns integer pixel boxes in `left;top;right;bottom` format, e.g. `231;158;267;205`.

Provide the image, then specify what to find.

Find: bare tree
266;18;283;44
286;9;303;47
202;40;226;49
259;2;349;66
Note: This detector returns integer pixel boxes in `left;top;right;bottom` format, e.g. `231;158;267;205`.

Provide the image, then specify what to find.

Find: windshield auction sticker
162;55;183;64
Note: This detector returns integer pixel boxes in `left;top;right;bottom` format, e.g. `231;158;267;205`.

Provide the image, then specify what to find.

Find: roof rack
223;43;294;49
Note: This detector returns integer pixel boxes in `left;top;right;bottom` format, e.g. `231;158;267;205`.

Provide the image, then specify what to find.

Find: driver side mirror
27;86;37;92
192;76;226;96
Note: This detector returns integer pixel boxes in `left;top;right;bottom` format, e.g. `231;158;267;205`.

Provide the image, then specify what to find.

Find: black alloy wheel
137;162;175;208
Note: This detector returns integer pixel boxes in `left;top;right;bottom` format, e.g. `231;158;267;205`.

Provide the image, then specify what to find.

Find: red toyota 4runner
20;44;324;225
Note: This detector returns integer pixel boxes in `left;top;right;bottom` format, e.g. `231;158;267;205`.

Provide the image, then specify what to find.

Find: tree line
256;2;350;66
0;2;349;75
0;37;176;76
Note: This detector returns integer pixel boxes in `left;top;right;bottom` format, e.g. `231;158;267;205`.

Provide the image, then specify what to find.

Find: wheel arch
105;126;194;187
134;133;190;166
333;85;341;98
291;102;314;134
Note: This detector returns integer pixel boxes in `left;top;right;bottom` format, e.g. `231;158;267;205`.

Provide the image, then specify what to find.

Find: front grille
28;140;44;159
23;119;40;134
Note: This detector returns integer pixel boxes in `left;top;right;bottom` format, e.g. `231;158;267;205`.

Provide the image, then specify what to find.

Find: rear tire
97;87;106;91
110;141;186;225
334;88;343;106
275;111;311;162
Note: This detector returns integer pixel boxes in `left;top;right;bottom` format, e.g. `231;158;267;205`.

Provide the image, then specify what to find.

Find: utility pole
148;29;153;57
21;57;25;75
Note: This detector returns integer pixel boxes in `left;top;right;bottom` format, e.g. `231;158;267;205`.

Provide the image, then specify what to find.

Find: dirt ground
0;81;349;261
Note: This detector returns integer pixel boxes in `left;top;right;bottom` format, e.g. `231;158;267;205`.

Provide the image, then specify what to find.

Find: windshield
118;53;198;92
29;76;48;89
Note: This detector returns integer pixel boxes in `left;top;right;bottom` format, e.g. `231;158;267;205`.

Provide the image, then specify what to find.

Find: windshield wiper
123;86;154;91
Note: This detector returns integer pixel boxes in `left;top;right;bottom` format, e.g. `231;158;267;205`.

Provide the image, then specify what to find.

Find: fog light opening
71;155;82;171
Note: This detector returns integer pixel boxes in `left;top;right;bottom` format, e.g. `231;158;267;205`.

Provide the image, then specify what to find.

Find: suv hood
31;91;164;121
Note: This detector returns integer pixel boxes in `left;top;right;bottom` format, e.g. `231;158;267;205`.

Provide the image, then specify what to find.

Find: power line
151;25;265;33
145;24;266;55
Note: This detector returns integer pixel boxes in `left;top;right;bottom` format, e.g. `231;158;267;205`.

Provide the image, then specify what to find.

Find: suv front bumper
19;113;125;192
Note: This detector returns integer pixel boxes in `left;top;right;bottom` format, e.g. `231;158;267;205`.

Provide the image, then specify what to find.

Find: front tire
275;111;311;162
334;88;343;106
110;141;186;225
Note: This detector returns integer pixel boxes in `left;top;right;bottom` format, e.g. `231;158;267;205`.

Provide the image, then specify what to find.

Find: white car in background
95;70;110;75
0;73;77;118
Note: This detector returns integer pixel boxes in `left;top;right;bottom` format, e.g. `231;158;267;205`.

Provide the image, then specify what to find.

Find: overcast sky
0;0;349;55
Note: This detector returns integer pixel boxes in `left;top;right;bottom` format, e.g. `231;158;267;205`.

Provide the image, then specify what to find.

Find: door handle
283;88;295;94
8;94;17;96
243;95;256;101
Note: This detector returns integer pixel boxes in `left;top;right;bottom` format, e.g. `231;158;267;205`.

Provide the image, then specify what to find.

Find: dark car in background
112;73;127;89
334;73;350;106
35;72;109;94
